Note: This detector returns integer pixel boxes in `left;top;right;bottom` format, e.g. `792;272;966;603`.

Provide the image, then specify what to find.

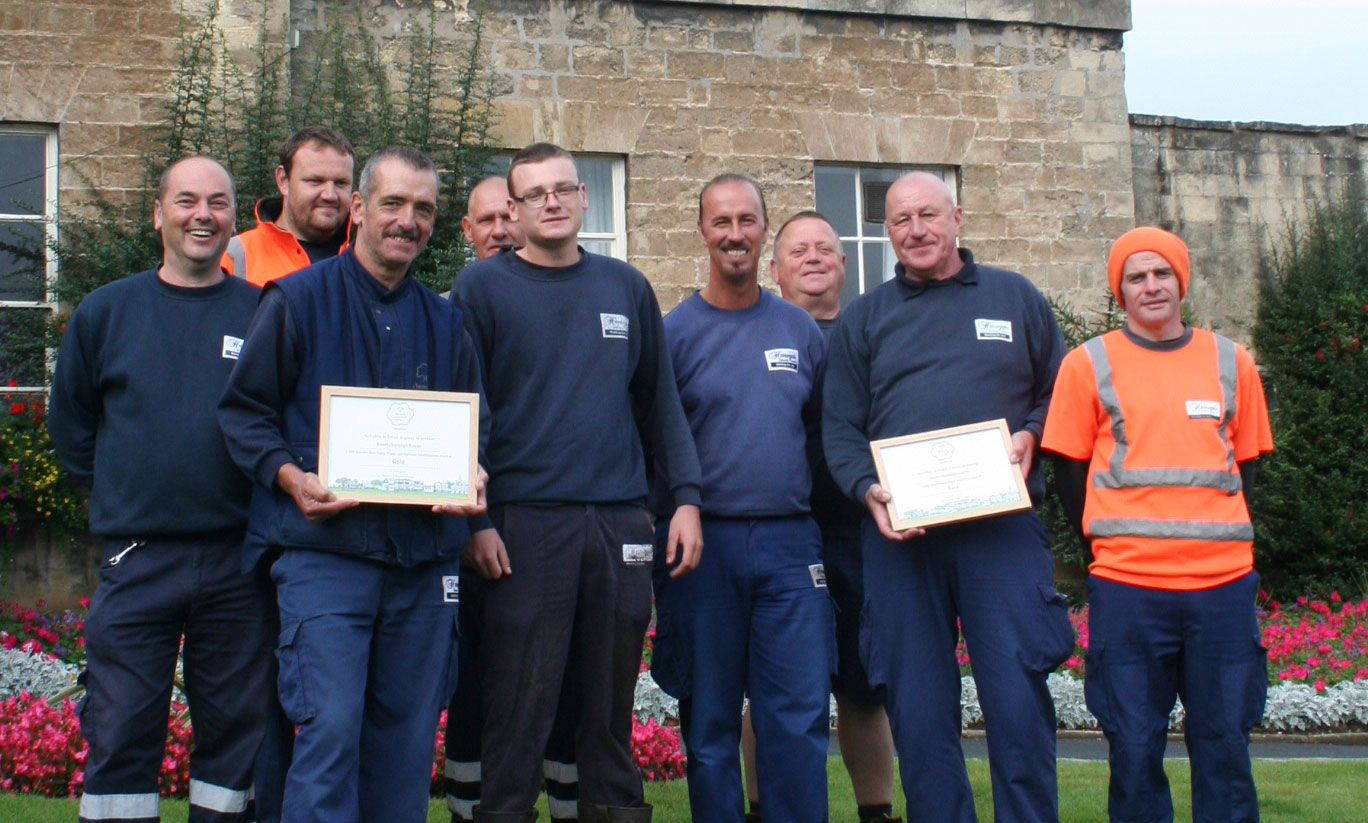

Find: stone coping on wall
627;0;1130;32
1130;113;1368;139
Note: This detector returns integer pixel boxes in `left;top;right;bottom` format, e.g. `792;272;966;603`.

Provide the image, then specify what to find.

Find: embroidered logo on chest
1185;400;1222;419
765;348;799;373
222;335;244;360
600;313;629;340
974;319;1013;342
442;575;460;604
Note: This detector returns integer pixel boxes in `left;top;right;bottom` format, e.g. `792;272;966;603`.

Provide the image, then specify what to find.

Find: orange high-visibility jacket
221;198;349;286
1042;327;1273;590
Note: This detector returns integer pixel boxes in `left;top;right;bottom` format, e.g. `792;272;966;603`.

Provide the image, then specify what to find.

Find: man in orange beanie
1042;226;1273;823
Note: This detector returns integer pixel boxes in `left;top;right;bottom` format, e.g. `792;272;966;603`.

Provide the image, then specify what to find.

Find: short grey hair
358;146;438;200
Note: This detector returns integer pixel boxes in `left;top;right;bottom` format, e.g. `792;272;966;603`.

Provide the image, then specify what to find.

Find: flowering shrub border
0;384;87;540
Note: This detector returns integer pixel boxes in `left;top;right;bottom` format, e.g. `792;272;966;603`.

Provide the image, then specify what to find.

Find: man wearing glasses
452;142;702;823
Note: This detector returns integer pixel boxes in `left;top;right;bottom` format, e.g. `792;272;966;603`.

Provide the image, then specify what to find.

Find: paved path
829;732;1368;761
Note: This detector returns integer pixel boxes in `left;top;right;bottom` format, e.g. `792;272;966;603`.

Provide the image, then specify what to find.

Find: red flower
8;402;24;415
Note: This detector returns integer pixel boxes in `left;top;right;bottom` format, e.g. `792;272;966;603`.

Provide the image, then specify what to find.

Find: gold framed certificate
869;418;1031;530
317;385;479;506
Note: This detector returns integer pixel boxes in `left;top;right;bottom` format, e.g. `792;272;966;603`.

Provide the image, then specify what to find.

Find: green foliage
1252;193;1368;596
51;0;499;308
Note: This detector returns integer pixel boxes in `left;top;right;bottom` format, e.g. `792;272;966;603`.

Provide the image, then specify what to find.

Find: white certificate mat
870;418;1031;530
318;386;479;506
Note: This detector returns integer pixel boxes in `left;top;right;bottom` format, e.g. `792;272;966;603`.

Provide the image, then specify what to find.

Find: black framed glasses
512;183;582;209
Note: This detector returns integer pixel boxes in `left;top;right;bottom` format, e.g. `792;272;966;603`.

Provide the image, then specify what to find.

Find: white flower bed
633;670;1368;734
0;647;79;700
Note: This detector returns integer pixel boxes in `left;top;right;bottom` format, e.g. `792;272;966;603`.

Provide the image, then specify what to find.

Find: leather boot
474;810;538;823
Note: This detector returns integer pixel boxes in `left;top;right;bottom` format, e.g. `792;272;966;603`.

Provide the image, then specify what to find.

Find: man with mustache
223;127;354;286
219;125;355;823
219;146;489;823
453;142;701;823
823;172;1073;823
648;176;832;823
50;155;272;823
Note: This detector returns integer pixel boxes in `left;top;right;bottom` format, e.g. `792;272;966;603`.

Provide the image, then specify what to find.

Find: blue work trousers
1085;572;1267;823
271;549;460;823
861;511;1073;823
652;515;835;823
79;532;272;823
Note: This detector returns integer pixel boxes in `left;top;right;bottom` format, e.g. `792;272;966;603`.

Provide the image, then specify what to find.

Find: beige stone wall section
1130;115;1368;345
330;0;1136;306
1;0;287;207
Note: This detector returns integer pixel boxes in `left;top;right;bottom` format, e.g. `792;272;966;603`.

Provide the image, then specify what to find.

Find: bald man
462;176;522;260
50;156;272;823
823;172;1073;823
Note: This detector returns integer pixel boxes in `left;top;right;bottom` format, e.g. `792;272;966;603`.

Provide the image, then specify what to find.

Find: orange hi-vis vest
221;198;349;286
1041;328;1273;590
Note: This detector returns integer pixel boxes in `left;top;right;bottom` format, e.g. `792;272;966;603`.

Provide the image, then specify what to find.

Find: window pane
0;221;46;301
580;239;614;258
0;306;47;387
579;158;613;234
0;134;46;216
862;242;899;294
814;166;857;237
840;240;861;307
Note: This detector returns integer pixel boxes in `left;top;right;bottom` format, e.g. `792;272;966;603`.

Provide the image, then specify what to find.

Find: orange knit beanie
1107;226;1190;306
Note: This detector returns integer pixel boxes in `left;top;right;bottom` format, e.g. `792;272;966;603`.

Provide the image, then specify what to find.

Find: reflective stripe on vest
1082;333;1241;494
1089;518;1254;541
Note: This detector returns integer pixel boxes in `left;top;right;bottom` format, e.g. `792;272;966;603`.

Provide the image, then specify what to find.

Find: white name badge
1185;400;1222;419
623;543;653;565
975;319;1013;342
222;335;244;360
809;563;827;588
442;575;460;604
600;313;629;340
765;348;799;372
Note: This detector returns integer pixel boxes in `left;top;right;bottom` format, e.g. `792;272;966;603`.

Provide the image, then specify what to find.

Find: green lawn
7;759;1366;822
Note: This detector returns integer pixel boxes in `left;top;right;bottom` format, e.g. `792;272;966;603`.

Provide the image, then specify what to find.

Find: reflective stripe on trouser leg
448;566;486;822
190;779;253;815
79;792;160;822
447;759;482;821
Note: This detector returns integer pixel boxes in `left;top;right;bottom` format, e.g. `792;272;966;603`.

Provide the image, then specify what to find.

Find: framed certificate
317;385;479;506
869;418;1031;530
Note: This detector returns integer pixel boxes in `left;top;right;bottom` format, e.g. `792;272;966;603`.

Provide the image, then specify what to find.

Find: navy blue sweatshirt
823;249;1065;506
809;318;866;538
218;250;489;568
453;248;701;507
48;269;260;537
650;290;825;518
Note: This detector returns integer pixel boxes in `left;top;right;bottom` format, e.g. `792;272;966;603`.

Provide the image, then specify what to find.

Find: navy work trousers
271;549;460;823
445;567;580;822
78;532;272;823
476;504;654;815
652;515;835;823
861;511;1073;823
1085;572;1267;823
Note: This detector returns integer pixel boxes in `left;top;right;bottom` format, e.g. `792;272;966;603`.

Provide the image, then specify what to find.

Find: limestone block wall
298;0;1137;309
1130;115;1368;344
0;0;286;208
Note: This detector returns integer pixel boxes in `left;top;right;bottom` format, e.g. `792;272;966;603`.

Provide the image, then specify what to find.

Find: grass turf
7;759;1366;822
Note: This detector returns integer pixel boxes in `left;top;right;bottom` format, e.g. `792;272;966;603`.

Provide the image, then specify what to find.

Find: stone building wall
0;0;285;207
294;0;1137;308
1130;115;1368;343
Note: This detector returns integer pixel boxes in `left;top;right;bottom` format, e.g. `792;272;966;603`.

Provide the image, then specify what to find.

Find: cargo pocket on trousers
649;614;692;701
443;610;462;702
1020;582;1076;673
275;618;316;725
1240;635;1270;731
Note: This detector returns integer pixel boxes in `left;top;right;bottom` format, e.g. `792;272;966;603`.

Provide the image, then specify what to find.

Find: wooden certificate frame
317;385;480;506
870;418;1031;531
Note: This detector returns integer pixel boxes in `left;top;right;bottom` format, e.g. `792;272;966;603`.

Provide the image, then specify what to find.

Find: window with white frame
813;164;958;307
483;153;627;260
0;125;58;392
